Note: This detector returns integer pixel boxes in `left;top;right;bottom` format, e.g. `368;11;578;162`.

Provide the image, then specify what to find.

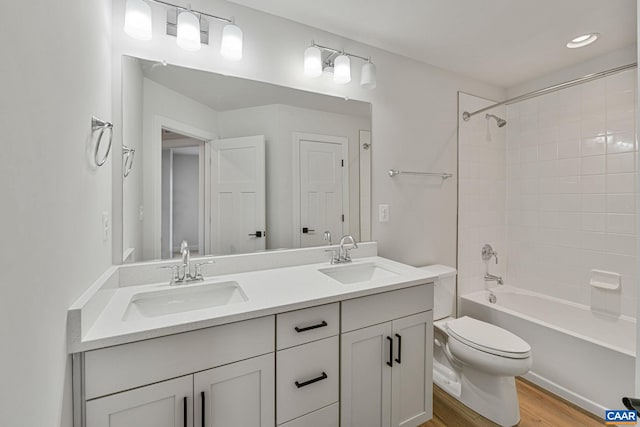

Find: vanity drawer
276;336;339;424
341;283;432;332
277;303;339;350
279;402;339;427
84;316;275;400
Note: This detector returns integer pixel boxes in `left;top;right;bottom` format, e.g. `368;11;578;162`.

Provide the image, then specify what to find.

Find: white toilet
423;265;532;427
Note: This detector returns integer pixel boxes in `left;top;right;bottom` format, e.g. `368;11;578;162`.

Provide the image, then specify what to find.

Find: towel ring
92;116;113;167
123;145;136;178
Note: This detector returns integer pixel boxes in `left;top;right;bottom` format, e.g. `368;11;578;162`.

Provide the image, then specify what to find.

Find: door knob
302;227;315;234
248;231;264;238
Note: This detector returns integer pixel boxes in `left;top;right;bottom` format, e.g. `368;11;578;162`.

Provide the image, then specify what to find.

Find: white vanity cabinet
79;316;275;427
340;285;433;427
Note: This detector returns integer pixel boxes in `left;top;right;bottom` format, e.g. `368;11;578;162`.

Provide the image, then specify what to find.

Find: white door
391;312;433;427
194;353;275;427
299;139;344;247
211;136;266;255
341;322;393;427
85;375;193;427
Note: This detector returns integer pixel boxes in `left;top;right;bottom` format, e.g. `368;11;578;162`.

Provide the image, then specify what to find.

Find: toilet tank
419;265;457;321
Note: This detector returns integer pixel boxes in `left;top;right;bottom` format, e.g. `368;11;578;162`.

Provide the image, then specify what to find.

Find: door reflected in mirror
121;55;372;262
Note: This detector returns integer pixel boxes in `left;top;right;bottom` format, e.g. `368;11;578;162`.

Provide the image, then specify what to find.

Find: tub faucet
484;273;504;286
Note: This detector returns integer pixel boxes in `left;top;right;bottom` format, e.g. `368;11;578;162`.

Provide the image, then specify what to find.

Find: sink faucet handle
324;249;339;264
160;265;180;285
194;260;215;280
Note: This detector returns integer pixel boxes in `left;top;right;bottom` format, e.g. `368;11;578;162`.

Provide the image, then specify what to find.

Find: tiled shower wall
506;69;637;316
457;93;507;299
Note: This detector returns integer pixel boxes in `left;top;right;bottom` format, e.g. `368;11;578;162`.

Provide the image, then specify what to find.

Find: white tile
605;234;636;256
607;152;635;174
606;132;636;154
581;174;606;193
557;121;581;141
538;127;557;145
557;139;580;159
580;155;606;175
606;194;635;214
556;158;579;177
607;173;636;193
606;69;636;93
582;213;606;232
580;136;606;156
555;176;580;194
606;213;636;235
520;146;538;163
607;118;635;135
557;212;581;230
582;194;606;213
581;232;607;251
581;118;606;138
538;143;558;161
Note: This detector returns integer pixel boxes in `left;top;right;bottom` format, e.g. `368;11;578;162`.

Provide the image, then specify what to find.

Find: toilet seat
446;316;531;359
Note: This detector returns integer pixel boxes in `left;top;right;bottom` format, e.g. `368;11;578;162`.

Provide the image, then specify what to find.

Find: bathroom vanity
68;244;436;427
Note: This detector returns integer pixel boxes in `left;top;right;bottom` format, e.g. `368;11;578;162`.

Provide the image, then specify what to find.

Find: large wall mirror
121;56;372;262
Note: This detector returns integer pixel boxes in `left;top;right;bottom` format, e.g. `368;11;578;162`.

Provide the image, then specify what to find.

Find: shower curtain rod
462;62;638;121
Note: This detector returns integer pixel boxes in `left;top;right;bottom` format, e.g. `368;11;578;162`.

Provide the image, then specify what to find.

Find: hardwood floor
421;377;609;427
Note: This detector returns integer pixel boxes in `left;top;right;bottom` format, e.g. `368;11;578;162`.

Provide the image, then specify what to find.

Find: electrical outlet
102;212;110;241
379;204;390;222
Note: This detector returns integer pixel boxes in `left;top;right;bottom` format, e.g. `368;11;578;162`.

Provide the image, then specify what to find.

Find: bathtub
461;285;636;416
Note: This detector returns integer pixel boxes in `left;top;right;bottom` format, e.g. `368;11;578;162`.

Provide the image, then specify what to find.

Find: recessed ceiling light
566;33;599;49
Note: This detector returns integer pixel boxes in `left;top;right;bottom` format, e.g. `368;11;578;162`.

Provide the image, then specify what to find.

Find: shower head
486;114;507;128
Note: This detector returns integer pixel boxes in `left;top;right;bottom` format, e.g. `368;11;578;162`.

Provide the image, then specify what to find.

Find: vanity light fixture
124;0;153;40
566;33;599;48
123;0;243;59
176;9;201;51
304;41;377;89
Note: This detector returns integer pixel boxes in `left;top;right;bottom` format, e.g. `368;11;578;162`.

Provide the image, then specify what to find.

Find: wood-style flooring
421;377;609;427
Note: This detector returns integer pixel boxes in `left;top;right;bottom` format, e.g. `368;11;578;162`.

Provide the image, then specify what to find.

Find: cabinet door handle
183;396;187;427
294;320;328;333
201;391;205;427
395;333;402;364
295;372;328;388
386;336;393;367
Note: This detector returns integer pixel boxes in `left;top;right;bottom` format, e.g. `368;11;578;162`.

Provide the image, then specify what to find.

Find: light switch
379;204;390;222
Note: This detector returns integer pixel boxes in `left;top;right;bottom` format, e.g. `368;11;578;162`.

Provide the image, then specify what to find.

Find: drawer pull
201;391;205;427
183;396;187;427
294;320;328;333
386;336;393;367
295;372;328;388
395;333;402;364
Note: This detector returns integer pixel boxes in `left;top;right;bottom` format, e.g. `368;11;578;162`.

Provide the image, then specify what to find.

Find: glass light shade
176;11;201;51
220;24;243;61
333;54;351;84
124;0;152;40
360;61;377;89
304;46;322;77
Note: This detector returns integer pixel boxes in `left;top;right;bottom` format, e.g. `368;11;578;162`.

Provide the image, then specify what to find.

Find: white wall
141;78;219;259
218;104;369;249
0;1;112;426
111;0;505;267
506;69;637;316
122;56;144;262
457;94;507;299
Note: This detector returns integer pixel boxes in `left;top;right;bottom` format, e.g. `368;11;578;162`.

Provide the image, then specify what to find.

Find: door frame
291;132;350;248
151;115;216;259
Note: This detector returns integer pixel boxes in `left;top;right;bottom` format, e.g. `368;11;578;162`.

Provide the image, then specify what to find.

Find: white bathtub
461;285;636;415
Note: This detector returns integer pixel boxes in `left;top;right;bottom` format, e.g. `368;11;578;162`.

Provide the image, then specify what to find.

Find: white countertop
69;255;437;353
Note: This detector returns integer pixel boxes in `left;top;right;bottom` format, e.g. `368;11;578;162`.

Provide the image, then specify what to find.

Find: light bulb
360;61;377;89
220;23;243;61
304;46;322;77
176;10;201;51
333;54;351;84
124;0;152;40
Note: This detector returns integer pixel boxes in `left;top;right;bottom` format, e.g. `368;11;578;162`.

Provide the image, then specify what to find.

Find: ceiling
138;58;371;117
227;0;637;88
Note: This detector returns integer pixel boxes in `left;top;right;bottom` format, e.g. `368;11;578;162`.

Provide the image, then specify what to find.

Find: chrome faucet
323;231;332;245
482;244;503;286
325;234;359;264
161;240;215;285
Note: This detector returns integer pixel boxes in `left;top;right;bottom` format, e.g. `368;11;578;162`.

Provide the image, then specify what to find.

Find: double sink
123;262;399;320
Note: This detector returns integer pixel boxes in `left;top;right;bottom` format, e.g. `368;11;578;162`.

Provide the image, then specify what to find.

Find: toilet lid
446;316;531;359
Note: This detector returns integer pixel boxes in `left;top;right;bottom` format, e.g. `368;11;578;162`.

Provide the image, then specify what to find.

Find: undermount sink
319;262;399;285
123;281;247;320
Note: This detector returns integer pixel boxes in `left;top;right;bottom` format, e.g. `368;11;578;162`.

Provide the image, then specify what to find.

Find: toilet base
433;361;520;427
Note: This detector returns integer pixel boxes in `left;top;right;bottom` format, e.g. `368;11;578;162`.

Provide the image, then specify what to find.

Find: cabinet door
85;375;192;427
391;311;433;427
194;353;275;427
341;322;393;427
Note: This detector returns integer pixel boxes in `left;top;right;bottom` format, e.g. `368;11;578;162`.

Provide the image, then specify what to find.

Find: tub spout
484;273;503;286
